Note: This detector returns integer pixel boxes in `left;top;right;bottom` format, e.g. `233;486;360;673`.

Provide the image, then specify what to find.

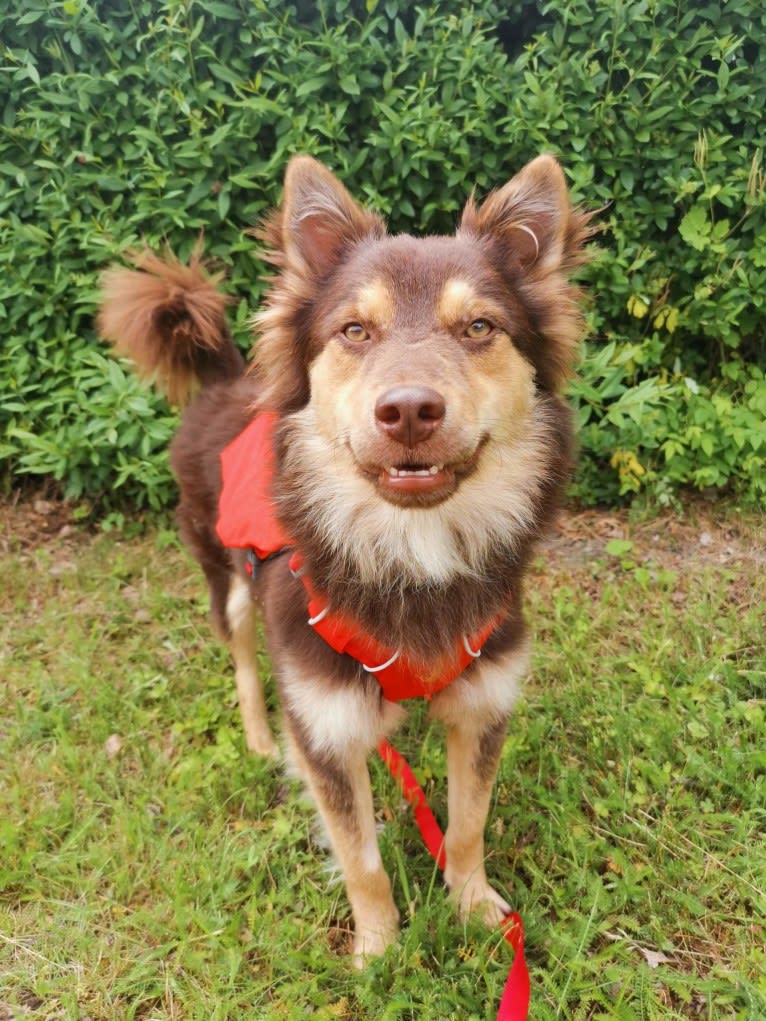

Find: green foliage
1;0;764;507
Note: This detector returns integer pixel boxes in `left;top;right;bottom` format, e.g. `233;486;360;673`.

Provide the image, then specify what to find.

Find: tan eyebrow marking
438;277;512;340
355;278;394;327
437;278;478;326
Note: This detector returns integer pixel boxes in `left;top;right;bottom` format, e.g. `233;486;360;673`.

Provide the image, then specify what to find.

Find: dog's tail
98;245;245;405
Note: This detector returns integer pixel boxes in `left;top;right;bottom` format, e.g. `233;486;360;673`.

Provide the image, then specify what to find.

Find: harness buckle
246;548;259;578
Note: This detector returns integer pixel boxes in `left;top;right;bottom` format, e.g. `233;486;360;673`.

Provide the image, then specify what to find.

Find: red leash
378;739;530;1021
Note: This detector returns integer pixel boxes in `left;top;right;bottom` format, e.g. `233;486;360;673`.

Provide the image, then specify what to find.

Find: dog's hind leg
176;504;278;759
225;574;278;758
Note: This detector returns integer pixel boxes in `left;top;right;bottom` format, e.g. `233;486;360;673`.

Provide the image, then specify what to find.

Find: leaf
619;167;634;192
295;77;327;97
605;539;634;557
637;946;672;969
209;63;244;86
339;76;360;96
679;205;711;251
205;1;243;18
626;294;649;318
24;61;41;86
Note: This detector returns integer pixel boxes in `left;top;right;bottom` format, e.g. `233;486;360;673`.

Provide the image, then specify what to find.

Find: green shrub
1;0;764;508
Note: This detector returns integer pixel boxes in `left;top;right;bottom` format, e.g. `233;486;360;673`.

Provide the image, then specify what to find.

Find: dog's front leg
441;714;512;926
282;669;404;966
431;643;529;927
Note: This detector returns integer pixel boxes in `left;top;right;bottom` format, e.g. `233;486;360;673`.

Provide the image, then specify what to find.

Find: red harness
216;413;503;702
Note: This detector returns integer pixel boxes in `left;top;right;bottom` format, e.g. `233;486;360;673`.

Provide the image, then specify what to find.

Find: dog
98;154;592;964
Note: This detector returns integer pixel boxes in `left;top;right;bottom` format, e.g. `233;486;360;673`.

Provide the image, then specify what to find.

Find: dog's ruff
216;410;508;702
98;152;594;965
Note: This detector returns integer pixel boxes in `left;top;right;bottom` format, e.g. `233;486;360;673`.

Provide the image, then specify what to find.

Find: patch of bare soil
1;495;102;595
1;495;85;556
1;493;763;577
545;503;765;572
0;991;45;1020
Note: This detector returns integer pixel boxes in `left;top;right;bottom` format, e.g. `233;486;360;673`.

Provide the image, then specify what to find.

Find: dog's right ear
279;157;385;279
252;159;385;413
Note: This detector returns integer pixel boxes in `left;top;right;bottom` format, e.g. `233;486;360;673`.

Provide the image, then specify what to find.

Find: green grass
1;505;764;1020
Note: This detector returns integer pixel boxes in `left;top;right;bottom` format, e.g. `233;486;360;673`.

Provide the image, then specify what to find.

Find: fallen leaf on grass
104;733;123;759
638;946;673;969
605;929;674;969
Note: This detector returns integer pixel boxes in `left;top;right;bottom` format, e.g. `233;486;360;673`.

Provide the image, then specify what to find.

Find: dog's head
254;156;592;510
254;157;592;582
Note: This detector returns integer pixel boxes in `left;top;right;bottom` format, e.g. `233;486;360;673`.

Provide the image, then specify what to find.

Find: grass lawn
1;499;764;1020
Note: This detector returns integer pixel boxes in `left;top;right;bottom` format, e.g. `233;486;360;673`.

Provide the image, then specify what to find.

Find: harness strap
245;546;291;578
289;552;504;703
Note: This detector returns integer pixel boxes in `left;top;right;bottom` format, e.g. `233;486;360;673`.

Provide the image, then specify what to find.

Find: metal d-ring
362;650;401;674
307;605;331;626
462;635;482;659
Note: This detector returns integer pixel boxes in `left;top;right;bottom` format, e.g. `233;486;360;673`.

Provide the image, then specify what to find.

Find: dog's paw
351;913;399;969
448;874;511;928
353;906;402;967
245;725;279;759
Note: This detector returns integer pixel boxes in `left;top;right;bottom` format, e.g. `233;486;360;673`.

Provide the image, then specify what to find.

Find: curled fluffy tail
98;246;245;405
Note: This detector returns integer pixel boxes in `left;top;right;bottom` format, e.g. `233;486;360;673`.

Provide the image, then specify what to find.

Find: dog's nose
374;386;446;446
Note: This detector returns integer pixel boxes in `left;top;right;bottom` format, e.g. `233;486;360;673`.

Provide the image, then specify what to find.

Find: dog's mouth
358;437;487;506
380;461;452;493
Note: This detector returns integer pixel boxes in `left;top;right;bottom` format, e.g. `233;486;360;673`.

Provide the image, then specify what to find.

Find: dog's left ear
280;156;385;279
460;155;582;274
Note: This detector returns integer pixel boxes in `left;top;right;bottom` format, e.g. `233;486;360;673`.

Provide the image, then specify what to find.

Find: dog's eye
342;322;369;343
465;319;493;339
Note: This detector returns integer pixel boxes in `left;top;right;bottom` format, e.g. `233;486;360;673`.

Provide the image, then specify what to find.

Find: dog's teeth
387;465;443;478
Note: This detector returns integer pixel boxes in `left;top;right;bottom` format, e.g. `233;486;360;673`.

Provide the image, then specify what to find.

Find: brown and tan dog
99;155;592;964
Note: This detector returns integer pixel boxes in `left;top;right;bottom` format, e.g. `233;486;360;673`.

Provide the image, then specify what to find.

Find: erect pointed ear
280;156;385;278
460;155;574;272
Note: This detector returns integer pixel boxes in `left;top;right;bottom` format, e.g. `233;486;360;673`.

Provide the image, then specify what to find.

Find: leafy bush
1;0;763;508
